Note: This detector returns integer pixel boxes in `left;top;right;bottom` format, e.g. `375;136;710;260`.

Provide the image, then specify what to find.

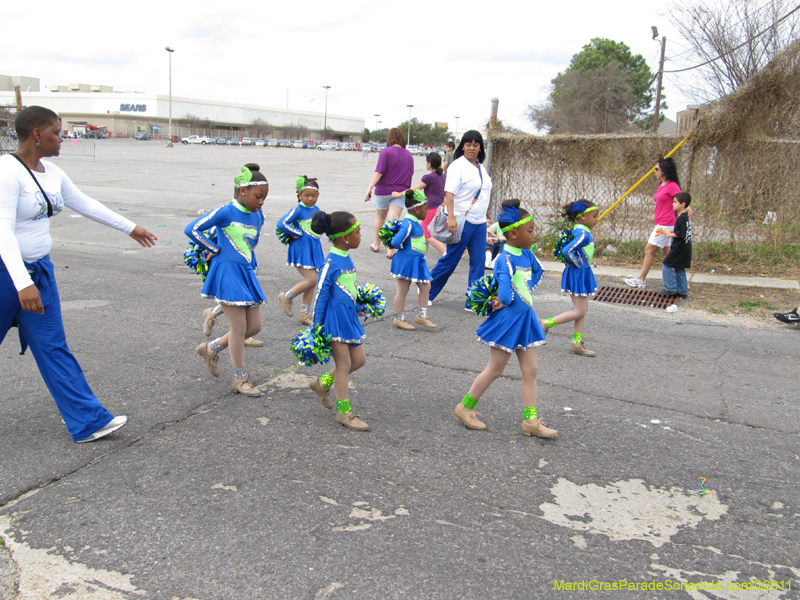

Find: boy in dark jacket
657;192;692;298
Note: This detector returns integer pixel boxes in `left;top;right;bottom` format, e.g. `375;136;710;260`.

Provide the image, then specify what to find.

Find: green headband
234;166;268;188
500;214;533;233
409;189;426;206
581;206;599;215
329;220;360;239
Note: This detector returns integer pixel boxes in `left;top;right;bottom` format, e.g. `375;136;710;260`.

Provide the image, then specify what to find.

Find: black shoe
657;288;677;296
774;308;800;324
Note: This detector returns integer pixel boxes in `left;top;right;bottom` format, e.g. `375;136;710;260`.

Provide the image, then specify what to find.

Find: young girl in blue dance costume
455;205;557;437
307;211;370;430
277;176;325;326
389;189;436;331
542;200;599;357
186;164;268;397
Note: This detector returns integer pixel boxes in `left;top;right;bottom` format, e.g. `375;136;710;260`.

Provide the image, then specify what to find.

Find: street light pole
165;47;174;147
374;114;380;131
287;89;289;109
651;27;666;134
322;86;332;139
454;116;460;141
406;105;413;145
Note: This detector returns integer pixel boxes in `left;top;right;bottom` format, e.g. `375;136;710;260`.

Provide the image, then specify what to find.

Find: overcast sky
6;0;697;134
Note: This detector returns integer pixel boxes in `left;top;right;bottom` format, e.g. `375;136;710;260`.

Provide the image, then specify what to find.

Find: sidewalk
538;260;800;290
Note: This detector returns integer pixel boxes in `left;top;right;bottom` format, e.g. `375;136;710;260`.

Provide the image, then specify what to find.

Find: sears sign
120;103;147;112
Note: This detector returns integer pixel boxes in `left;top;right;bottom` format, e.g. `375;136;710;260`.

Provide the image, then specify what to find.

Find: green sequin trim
462;393;479;410
501;214;533;233
320;371;334;388
545;317;556;329
524;406;538;420
572;332;583;343
336;398;352;414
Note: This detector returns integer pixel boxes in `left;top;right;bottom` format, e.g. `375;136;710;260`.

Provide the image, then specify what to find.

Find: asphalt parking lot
1;140;799;600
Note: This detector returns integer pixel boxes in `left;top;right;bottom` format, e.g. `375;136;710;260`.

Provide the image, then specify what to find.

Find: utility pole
322;86;332;139
652;29;666;134
406;105;413;145
165;47;174;147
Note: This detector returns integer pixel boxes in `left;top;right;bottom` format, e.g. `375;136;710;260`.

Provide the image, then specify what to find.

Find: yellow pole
597;129;695;222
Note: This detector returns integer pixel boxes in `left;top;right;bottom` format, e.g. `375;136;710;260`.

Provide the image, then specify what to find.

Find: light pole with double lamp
406;105;413;145
322;86;332;139
374;114;380;131
165;47;174;147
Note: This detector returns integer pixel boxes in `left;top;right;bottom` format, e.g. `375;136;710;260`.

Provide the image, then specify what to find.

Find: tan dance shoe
335;412;369;430
309;377;334;409
414;316;437;328
393;318;416;331
244;337;263;347
196;342;220;377
277;292;294;317
232;376;262;397
522;418;558;438
454;403;486;430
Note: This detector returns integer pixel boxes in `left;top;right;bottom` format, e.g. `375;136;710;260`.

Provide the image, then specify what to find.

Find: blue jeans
0;256;115;441
429;220;487;304
662;263;688;295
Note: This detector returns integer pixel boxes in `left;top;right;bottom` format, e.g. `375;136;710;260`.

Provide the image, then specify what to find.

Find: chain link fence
489;133;799;265
0;105;18;155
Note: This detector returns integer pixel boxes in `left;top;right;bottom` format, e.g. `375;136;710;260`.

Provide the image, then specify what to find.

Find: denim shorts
374;194;404;210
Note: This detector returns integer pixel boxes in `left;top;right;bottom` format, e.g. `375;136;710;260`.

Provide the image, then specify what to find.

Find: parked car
267;139;278;147
254;139;267;147
361;144;376;153
292;140;304;149
225;137;237;145
135;133;151;141
307;140;317;149
340;142;356;151
239;137;253;146
316;141;339;151
376;143;387;151
182;135;211;145
276;139;291;148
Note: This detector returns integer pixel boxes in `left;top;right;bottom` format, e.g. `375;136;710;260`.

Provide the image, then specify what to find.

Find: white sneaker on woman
624;276;646;289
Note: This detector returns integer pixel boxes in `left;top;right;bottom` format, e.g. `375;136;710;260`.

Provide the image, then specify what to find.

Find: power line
663;2;800;74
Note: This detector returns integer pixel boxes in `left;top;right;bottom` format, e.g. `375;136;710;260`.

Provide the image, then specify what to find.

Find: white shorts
647;225;673;248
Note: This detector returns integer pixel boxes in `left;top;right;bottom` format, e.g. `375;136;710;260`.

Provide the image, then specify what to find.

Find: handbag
10;154;54;217
428;165;482;244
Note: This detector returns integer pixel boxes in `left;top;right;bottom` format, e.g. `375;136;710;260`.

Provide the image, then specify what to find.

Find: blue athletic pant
0;256;114;441
429;220;487;303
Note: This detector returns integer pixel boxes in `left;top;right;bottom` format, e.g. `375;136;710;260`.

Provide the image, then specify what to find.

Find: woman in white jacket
0;106;157;443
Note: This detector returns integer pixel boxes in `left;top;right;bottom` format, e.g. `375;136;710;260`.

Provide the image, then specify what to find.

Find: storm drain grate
593;286;677;309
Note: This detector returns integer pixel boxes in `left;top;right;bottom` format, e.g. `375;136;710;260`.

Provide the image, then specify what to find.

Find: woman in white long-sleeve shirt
428;130;493;305
0;106;157;443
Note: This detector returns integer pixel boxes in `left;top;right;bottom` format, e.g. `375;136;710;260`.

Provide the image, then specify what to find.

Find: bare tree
249;118;274;138
668;0;800;101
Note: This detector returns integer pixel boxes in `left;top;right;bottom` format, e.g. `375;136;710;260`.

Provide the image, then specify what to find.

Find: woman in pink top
624;157;681;289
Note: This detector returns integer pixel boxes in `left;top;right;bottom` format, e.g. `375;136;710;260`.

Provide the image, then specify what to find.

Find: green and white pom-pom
183;227;217;281
378;219;403;248
291;324;333;367
356;283;386;319
466;275;499;316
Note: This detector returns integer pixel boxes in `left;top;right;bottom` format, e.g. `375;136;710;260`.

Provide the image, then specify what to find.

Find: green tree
398;119;452;146
528;38;662;134
369;128;388;143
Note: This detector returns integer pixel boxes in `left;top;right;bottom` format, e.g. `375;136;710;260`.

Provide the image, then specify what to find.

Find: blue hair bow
497;205;520;224
570;202;589;215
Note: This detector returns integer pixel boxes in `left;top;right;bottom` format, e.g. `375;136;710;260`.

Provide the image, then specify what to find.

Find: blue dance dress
276;203;325;270
559;225;598;297
390;215;431;283
185;200;266;306
476;246;546;352
312;248;365;345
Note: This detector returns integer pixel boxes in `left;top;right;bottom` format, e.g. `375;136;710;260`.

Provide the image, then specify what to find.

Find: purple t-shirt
374;146;414;195
421;171;445;210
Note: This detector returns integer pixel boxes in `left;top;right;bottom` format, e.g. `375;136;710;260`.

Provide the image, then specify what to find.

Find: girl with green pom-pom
307;211;370;431
455;205;557;438
276;176;325;326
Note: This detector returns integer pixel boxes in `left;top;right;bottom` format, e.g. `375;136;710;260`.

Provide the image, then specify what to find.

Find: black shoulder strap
10;154;53;217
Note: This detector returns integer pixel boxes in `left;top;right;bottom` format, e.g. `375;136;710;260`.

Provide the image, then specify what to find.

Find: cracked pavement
1;142;799;599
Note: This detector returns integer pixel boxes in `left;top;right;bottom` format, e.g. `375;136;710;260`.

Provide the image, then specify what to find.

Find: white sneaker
624;276;646;289
76;416;128;443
